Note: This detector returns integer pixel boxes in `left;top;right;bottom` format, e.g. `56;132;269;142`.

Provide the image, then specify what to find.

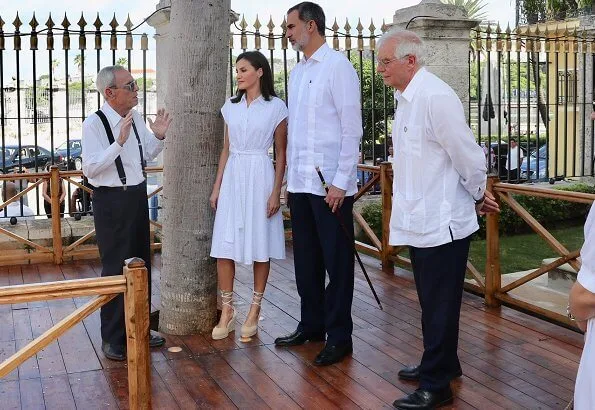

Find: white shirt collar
101;102;125;128
395;67;427;103
301;42;331;64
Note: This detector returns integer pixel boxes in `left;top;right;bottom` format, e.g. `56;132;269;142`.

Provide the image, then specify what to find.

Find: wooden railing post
124;257;151;410
380;162;394;274
485;176;501;308
50;166;63;264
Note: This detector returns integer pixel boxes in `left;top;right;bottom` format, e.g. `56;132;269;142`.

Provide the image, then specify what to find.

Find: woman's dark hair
287;2;326;37
231;51;277;104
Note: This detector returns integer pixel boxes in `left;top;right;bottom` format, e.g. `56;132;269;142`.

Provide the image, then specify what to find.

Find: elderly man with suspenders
82;65;172;361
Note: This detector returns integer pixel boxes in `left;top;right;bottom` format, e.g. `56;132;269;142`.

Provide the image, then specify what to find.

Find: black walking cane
315;166;383;310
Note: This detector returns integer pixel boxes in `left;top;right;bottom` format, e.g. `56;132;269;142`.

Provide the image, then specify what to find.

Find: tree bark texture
160;0;230;334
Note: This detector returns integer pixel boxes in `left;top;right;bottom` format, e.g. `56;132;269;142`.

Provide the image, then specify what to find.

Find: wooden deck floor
0;247;583;409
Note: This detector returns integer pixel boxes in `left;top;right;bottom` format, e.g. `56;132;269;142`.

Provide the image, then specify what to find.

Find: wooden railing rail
0;167;164;265
353;164;383;259
483;178;595;327
0;258;151;408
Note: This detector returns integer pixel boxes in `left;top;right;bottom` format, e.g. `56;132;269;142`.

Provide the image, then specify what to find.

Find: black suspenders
95;110;146;185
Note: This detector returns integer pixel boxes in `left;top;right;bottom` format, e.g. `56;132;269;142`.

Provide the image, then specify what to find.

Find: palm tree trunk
159;0;230;334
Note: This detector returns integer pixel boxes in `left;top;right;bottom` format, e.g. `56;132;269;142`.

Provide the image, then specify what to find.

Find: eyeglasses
110;79;137;92
378;55;411;69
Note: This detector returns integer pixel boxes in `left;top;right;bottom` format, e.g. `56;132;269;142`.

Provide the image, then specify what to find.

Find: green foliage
440;0;489;20
116;57;128;67
136;78;155;91
360;202;383;242
350;56;395;160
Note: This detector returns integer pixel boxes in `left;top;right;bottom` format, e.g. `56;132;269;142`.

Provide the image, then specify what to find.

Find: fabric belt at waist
229;148;268;156
92;180;146;192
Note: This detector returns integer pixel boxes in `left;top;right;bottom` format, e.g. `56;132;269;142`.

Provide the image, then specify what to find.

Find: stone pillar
147;0;172;110
391;0;478;118
579;15;595;178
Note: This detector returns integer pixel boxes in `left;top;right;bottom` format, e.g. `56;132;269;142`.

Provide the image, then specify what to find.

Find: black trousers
92;182;151;345
289;193;354;345
409;235;471;391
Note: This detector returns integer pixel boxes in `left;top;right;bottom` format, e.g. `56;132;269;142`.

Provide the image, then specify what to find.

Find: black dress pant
92;182;151;346
409;235;471;391
289;193;354;345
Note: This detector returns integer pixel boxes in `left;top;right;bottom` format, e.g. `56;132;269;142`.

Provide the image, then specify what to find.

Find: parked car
520;144;547;181
55;139;82;170
0;145;53;173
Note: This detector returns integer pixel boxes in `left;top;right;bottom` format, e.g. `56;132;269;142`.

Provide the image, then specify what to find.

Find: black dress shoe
102;341;126;361
149;333;166;348
398;365;421;381
393;387;453;409
398;365;462;382
274;329;325;346
313;343;353;366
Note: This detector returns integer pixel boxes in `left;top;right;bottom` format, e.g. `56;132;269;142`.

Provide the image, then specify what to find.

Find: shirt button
404;126;408;133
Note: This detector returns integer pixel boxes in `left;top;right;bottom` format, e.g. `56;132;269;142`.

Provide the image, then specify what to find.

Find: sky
0;0;516;83
2;0;516;33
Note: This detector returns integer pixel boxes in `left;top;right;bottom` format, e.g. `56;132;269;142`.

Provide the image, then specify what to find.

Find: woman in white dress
210;51;287;340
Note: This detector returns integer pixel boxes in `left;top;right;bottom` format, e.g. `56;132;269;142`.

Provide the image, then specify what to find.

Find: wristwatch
474;195;485;205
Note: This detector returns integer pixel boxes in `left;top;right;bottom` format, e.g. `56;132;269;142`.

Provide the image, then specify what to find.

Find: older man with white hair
82;65;172;361
377;29;499;409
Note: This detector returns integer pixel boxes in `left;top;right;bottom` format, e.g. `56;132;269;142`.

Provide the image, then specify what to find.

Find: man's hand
117;111;133;146
148;108;173;140
476;190;500;216
325;185;346;213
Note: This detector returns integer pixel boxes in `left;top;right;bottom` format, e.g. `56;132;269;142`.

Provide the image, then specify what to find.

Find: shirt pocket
309;83;325;107
395;124;423;201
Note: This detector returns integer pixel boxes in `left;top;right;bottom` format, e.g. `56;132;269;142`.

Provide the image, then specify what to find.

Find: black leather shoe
393;387;453;409
102;341;126;361
274;329;325;346
313;343;353;366
398;365;462;382
398;365;421;381
149;333;166;348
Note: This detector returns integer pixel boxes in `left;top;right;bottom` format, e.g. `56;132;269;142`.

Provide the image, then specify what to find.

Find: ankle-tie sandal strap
251;291;264;307
220;290;234;308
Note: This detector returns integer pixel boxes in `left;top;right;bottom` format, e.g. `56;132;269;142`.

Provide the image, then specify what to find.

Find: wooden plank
500;249;580;293
68;370;119;410
0;276;126;301
466;261;485;290
499;193;580;272
40;374;76;410
221;349;301;410
123;259;151;410
0;295;114;378
152;360;199;409
62;229;96;254
242;346;342;409
0;226;52;254
29;306;67;378
198;353;270;409
45;298;102;374
168;358;237;408
0;380;20;409
353;210;382;251
19;378;44;410
494;182;595;204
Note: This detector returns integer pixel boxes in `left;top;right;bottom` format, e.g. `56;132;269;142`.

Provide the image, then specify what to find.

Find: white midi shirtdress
210;95;288;264
574;204;595;409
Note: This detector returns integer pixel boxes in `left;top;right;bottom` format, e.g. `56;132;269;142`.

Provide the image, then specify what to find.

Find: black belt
93;181;146;192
